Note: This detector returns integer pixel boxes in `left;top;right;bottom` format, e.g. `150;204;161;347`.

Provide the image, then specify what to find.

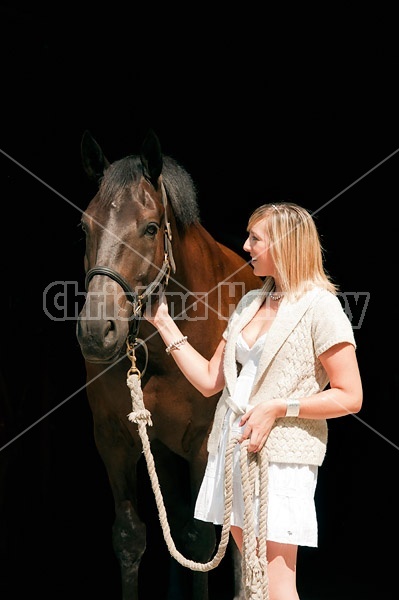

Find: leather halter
84;182;175;345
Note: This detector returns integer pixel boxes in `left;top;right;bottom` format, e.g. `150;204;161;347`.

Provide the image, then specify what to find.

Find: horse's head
76;129;198;363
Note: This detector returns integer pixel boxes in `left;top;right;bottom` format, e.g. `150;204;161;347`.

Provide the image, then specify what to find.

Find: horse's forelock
99;156;142;206
98;155;200;227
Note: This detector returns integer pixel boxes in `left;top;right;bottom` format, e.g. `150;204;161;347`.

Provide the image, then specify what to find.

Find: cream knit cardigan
207;286;356;466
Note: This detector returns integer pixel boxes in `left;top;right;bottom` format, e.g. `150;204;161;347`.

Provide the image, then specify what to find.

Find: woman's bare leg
230;525;243;552
229;529;299;600
267;541;299;600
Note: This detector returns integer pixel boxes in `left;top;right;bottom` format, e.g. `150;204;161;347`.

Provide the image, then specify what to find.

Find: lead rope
240;436;269;599
126;371;270;599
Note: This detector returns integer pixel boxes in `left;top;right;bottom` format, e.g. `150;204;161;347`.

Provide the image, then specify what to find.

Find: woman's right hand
143;290;169;327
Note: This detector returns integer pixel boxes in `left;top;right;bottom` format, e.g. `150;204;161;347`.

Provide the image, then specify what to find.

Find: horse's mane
99;155;201;228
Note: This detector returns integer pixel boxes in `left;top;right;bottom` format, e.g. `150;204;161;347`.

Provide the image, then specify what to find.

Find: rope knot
127;409;153;426
126;373;153;426
125;371;269;597
245;557;265;585
245;556;267;599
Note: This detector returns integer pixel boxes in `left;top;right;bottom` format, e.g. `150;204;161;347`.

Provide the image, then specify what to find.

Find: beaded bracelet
165;336;188;354
285;398;300;417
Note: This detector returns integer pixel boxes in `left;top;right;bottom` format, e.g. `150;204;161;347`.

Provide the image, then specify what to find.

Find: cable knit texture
207;287;356;465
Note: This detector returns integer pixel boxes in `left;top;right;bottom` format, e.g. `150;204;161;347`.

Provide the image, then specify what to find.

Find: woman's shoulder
311;288;345;312
308;288;356;352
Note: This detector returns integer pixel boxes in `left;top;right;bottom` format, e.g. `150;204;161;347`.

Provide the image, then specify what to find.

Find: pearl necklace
270;290;283;301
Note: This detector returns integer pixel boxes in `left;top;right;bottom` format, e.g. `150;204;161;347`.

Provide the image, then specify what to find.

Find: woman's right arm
144;293;226;397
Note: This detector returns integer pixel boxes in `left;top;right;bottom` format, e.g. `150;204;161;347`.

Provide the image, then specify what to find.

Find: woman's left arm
239;341;363;452
299;341;363;418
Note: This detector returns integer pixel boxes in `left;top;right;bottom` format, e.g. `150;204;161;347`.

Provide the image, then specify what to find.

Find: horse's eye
145;223;159;237
80;220;88;234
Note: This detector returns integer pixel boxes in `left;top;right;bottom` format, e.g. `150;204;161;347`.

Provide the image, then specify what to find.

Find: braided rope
240;442;269;599
126;373;269;598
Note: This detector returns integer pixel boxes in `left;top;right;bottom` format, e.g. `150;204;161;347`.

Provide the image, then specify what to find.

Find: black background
1;5;398;599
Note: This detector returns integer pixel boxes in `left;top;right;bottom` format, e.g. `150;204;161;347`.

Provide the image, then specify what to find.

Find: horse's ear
140;129;163;188
81;130;111;184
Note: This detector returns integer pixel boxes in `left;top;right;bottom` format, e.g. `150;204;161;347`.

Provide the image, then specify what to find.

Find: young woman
145;202;363;599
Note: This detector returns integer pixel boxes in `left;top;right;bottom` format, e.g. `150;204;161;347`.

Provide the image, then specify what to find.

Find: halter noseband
84;182;175;344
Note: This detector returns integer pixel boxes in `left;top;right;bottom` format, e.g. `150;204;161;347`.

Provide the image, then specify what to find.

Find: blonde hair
247;202;337;299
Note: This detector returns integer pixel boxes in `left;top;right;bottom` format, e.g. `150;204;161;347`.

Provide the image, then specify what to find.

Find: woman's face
243;218;276;278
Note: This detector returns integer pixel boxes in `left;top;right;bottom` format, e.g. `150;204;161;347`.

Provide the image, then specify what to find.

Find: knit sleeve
312;291;356;356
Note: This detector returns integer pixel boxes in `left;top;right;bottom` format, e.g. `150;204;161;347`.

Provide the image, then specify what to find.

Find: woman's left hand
238;402;277;453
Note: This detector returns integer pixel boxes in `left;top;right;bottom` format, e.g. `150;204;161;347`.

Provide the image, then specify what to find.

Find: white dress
194;332;319;547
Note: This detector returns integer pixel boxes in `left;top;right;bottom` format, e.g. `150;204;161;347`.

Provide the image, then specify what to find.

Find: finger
243;426;252;440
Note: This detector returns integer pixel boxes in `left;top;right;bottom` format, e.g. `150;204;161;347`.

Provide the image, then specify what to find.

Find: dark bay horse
76;129;262;599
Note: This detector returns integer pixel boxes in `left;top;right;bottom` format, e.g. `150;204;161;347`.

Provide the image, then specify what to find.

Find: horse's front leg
94;422;146;600
112;497;146;600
